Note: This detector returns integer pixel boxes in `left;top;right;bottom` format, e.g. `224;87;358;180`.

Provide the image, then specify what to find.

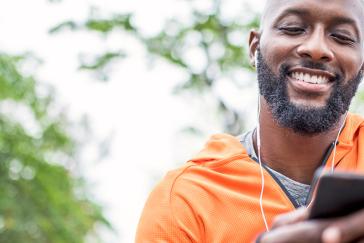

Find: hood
337;113;364;147
189;133;247;163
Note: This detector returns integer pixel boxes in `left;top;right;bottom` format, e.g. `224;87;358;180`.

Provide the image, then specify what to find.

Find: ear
249;30;260;67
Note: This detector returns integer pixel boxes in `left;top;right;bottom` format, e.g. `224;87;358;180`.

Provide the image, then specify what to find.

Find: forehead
262;0;364;29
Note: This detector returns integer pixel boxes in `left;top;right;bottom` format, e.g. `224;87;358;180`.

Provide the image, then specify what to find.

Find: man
136;0;364;242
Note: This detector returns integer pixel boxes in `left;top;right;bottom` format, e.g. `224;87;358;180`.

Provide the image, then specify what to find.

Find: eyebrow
331;16;360;35
274;8;361;40
274;8;310;22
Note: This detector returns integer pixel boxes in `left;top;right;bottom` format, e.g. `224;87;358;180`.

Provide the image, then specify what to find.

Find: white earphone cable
255;66;348;230
257;97;270;232
307;111;348;209
255;50;269;232
330;111;348;172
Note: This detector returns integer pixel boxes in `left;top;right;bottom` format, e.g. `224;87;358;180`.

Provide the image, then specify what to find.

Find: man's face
250;0;364;134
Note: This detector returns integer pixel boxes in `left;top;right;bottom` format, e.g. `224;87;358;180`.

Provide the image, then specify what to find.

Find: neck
254;97;346;184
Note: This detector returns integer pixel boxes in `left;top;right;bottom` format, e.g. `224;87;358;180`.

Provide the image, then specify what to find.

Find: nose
296;26;334;62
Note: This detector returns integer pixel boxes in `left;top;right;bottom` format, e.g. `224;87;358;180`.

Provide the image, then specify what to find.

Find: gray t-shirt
238;130;311;207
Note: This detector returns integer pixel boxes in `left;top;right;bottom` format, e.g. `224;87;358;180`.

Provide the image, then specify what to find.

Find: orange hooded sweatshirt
136;113;364;243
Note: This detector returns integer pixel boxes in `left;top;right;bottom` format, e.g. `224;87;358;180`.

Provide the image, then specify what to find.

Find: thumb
271;207;309;229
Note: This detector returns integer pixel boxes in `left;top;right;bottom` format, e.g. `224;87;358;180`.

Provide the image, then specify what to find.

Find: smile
288;67;335;85
287;68;335;94
290;72;329;84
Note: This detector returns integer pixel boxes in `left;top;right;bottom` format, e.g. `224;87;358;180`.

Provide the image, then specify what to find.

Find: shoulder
136;134;258;241
143;132;255;209
342;113;364;143
141;132;256;212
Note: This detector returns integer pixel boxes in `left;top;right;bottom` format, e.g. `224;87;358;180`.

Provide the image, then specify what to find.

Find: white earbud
255;50;258;64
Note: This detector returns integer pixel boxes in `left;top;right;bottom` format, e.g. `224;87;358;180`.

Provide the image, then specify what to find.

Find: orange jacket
136;113;364;243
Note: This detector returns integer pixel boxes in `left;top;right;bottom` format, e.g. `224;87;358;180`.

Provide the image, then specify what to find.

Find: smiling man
136;0;364;242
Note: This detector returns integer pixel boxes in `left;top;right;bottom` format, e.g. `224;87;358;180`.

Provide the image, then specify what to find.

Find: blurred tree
0;54;110;243
50;0;364;135
50;0;260;135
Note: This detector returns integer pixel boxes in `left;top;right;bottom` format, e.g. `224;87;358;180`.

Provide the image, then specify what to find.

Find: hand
320;208;364;243
259;208;364;243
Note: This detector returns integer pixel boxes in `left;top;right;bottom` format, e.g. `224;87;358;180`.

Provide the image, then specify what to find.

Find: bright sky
0;0;264;242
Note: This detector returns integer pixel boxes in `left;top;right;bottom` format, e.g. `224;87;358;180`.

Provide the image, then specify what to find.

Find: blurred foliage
51;0;260;135
79;51;126;81
0;54;110;242
51;0;364;134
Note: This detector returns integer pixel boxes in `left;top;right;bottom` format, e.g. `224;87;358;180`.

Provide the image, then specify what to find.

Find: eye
331;33;355;45
278;26;305;35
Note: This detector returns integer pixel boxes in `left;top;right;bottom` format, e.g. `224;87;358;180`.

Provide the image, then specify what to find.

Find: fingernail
322;227;341;243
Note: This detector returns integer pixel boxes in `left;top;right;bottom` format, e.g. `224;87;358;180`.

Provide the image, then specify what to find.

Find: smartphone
308;171;364;219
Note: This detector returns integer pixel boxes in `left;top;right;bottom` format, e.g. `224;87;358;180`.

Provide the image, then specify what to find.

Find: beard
256;49;362;135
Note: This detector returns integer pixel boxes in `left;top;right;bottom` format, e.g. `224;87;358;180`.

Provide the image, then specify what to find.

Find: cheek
337;50;364;81
259;34;297;72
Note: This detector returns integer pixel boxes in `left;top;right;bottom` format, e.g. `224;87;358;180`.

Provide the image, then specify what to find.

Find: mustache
300;60;328;70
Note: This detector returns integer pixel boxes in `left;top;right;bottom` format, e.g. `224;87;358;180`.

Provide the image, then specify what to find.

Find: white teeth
304;73;310;82
312;75;318;84
291;72;329;84
299;73;304;80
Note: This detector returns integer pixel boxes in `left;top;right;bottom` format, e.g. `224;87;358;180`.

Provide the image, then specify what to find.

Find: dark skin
250;0;364;184
248;0;364;242
256;99;344;184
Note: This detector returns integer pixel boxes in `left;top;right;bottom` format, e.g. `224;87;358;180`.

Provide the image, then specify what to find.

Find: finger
322;209;364;243
262;221;327;243
321;227;341;243
271;207;309;229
